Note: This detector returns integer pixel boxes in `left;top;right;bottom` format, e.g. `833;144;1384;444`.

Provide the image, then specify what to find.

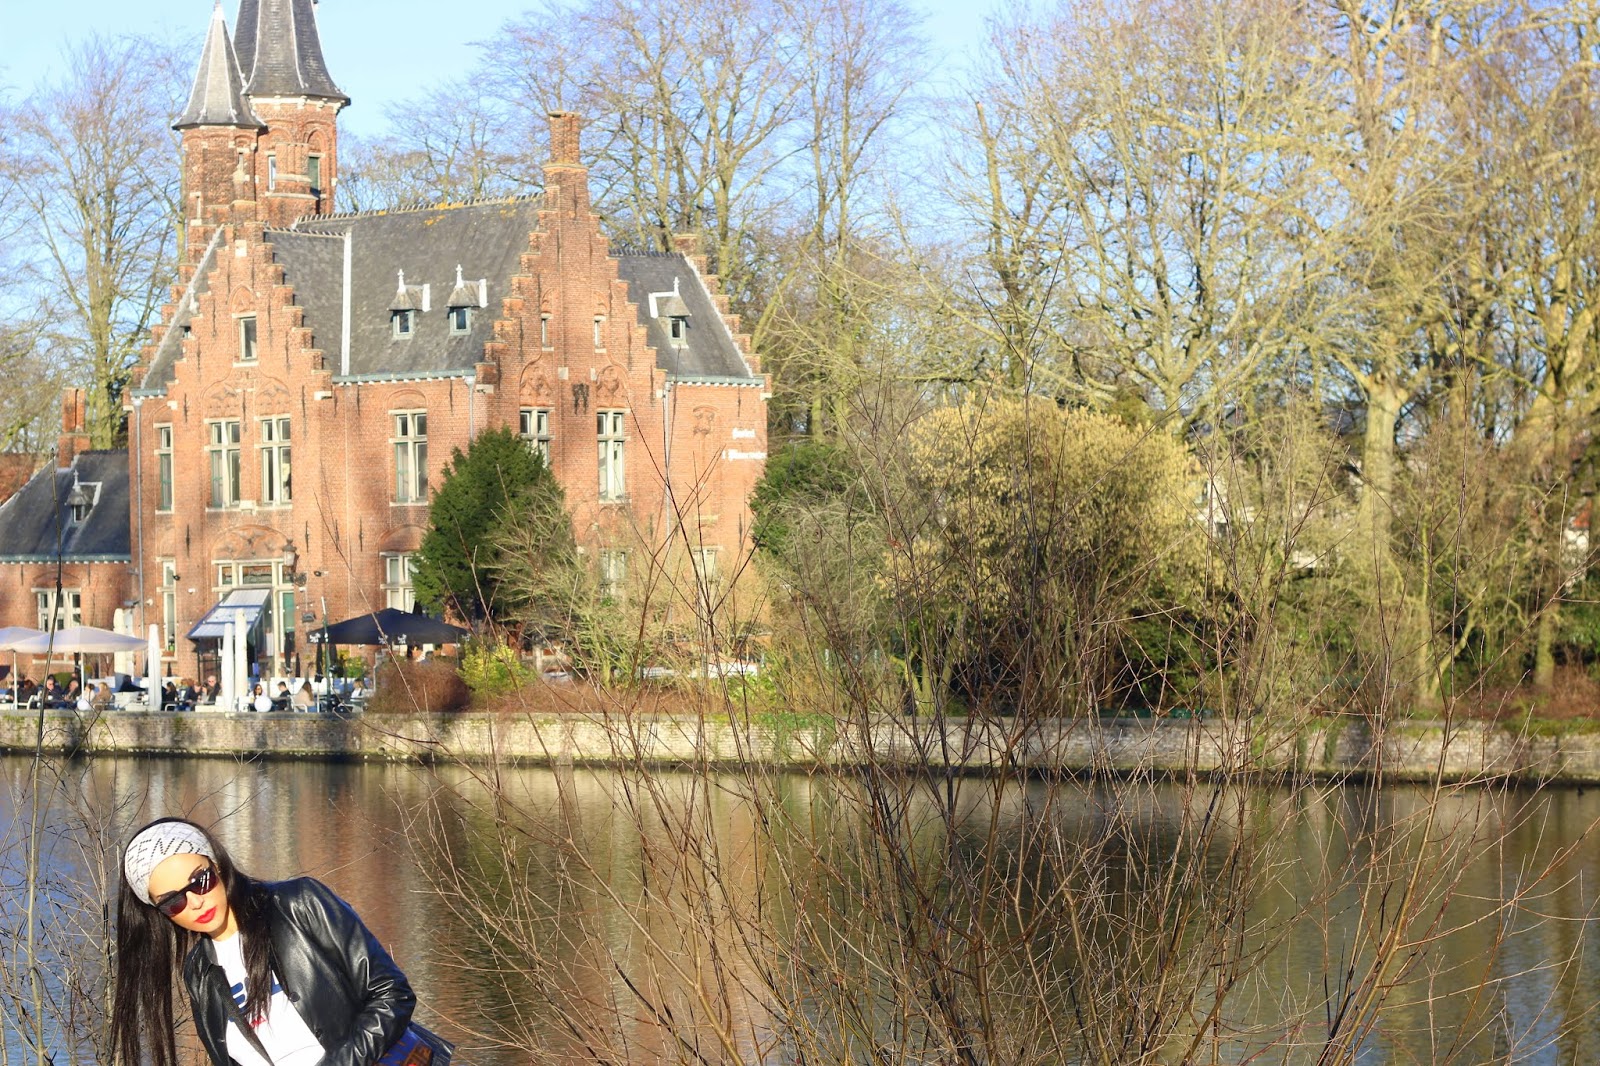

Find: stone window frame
206;419;242;509
35;588;82;632
238;315;258;362
392;410;429;504
519;406;552;463
448;306;472;334
381;552;417;611
259;415;292;506
159;559;178;653
392;309;416;339
691;546;719;586
598;409;627;502
599;549;627;599
155;424;174;512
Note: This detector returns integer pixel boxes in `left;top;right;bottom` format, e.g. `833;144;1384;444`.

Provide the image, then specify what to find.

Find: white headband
123;822;217;905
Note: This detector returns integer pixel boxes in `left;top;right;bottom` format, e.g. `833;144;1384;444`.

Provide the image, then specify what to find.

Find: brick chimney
548;111;582;167
543;112;590;219
57;388;90;469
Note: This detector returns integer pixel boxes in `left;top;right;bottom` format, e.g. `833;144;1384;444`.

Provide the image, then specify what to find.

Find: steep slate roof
276;199;543;376
0;451;131;562
614;253;757;380
140;199;759;389
234;0;347;103
175;4;263;130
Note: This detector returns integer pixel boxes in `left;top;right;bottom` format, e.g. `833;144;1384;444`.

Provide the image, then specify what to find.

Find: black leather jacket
182;877;415;1066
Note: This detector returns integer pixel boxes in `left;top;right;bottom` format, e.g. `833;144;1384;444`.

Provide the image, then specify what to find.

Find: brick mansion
0;0;769;679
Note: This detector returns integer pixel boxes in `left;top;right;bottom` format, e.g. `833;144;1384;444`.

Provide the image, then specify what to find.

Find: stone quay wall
2;709;1600;783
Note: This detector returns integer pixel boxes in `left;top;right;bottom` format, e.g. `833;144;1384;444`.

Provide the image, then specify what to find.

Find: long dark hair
110;817;276;1066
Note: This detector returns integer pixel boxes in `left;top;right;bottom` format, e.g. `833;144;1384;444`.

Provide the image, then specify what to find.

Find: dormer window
446;265;480;336
389;269;427;339
651;290;690;348
67;481;99;524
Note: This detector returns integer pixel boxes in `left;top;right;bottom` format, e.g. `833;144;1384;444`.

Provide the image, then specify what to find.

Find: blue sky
1;0;998;137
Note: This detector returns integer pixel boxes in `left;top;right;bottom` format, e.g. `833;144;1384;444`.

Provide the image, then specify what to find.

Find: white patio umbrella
10;626;150;655
0;626;45;708
8;627;146;702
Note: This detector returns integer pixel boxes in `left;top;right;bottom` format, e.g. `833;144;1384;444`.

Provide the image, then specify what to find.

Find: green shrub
459;640;534;696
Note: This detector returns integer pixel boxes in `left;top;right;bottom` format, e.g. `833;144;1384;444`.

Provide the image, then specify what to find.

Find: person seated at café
40;677;65;708
271;681;292;712
15;677;37;706
63;678;83;708
160;680;178;710
174;677;197;711
89;682;113;710
202;673;220;704
291;678;316;711
251;682;272;712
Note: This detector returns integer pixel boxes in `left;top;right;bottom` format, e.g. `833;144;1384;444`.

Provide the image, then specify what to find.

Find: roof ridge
614;247;685;259
279;193;541;230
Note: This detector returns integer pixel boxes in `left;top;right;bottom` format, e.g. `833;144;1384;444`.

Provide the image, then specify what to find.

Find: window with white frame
599;549;627;599
593;316;605;349
307;154;323;198
238;316;257;361
267;154;277;191
519;407;551;462
598;409;626;500
691;547;719;585
156;424;173;511
207;420;241;508
160;560;177;652
35;589;81;632
449;306;472;334
540;314;551;347
382;553;417;610
259;416;291;504
393;411;428;502
392;309;415;338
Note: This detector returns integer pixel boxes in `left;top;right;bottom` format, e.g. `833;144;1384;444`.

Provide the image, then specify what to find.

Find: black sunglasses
151;864;219;918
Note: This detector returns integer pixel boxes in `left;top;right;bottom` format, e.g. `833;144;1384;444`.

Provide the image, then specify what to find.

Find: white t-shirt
211;933;326;1066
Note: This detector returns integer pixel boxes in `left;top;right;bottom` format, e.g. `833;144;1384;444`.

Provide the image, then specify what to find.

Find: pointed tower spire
235;0;348;103
174;3;263;130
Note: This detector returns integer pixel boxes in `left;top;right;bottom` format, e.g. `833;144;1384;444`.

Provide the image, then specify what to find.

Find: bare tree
958;0;1336;419
2;35;186;449
337;80;539;213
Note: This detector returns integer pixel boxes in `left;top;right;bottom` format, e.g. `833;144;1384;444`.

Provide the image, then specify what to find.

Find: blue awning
187;588;271;641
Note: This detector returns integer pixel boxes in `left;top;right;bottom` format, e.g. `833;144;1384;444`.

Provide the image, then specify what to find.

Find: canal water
2;755;1598;1064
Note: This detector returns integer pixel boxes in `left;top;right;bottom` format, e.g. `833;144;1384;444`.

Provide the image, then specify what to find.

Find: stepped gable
234;0;347;103
175;3;263;130
140;233;221;393
613;253;758;380
140;234;221;393
0;451;131;562
272;198;542;376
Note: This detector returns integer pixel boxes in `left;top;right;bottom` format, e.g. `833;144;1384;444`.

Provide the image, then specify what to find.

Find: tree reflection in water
1;754;1597;1065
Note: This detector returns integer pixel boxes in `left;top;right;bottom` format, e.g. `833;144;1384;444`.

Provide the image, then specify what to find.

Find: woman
112;817;415;1066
